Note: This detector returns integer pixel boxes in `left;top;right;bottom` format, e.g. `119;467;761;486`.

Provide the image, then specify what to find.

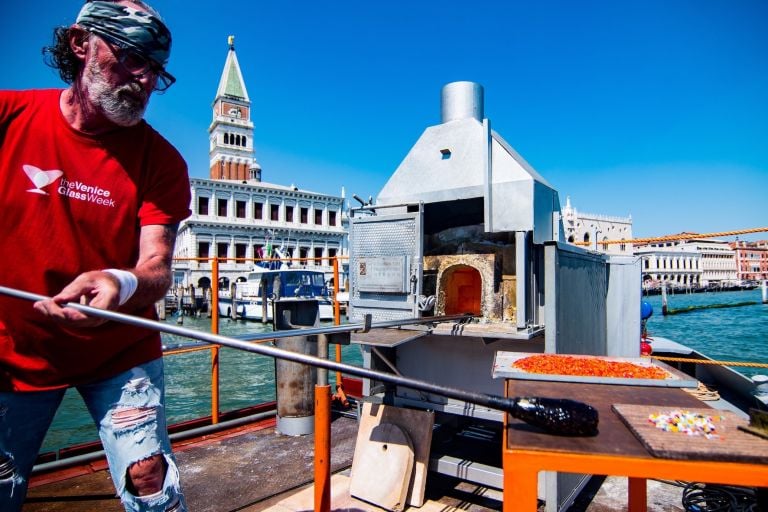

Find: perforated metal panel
348;210;423;322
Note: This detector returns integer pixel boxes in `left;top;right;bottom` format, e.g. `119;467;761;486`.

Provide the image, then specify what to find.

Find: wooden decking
24;414;358;512
23;412;506;512
23;410;693;512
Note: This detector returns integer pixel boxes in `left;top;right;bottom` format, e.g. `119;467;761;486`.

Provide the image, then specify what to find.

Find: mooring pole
211;258;220;424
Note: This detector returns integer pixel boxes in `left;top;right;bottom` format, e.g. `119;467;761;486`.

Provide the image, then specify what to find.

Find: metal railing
1;281;476;512
165;256;349;424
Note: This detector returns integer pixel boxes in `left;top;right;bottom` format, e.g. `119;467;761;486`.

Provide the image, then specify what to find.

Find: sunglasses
92;31;176;92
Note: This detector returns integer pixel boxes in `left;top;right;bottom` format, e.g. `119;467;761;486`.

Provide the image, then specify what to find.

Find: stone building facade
561;197;633;255
635;234;738;289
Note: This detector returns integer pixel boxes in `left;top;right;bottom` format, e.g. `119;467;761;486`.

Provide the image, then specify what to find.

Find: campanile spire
208;35;261;181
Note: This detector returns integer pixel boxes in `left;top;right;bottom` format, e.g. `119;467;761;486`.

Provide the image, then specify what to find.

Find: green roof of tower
215;35;249;101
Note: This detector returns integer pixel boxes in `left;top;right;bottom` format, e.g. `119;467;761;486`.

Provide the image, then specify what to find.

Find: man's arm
124;223;179;308
33;224;179;326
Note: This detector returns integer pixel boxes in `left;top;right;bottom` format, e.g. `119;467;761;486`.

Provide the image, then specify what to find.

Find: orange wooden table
502;380;768;512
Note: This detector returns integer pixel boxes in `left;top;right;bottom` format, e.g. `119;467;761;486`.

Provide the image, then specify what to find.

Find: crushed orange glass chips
513;354;668;380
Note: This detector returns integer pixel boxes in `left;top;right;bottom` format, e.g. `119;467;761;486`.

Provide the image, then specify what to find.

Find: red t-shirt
0;89;191;391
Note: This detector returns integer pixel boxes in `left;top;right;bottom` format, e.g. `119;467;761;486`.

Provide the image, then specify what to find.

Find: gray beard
84;58;148;127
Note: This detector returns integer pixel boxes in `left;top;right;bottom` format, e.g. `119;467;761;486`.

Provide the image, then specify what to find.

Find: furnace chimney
441;81;484;123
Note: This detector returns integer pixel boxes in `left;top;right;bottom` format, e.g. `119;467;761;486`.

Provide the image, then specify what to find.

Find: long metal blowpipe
0;285;598;436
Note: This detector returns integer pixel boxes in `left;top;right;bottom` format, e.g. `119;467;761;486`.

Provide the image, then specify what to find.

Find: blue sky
3;1;766;240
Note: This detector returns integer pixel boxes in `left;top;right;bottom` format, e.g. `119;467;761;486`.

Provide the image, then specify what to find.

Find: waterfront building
172;37;347;289
634;243;702;290
560;197;633;255
730;240;768;283
635;234;738;289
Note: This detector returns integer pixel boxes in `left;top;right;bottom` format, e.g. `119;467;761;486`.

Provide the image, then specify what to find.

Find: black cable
682;482;758;512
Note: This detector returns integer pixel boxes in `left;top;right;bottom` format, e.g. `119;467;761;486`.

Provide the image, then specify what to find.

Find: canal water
41;289;767;452
643;288;767;380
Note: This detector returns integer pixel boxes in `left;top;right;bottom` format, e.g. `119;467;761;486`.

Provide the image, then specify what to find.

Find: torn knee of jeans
123;454;184;511
126;453;167;496
110;406;158;431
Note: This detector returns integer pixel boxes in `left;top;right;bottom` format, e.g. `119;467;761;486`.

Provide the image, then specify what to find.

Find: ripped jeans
0;358;186;512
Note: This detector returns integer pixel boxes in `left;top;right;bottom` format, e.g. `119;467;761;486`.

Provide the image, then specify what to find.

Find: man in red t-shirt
0;1;190;510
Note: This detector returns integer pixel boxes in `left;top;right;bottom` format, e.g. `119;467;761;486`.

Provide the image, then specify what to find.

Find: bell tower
209;35;261;181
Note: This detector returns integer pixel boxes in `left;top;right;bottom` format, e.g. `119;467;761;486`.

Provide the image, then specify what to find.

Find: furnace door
348;209;424;322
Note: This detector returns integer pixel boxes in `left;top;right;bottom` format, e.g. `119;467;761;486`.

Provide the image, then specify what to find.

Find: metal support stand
273;300;319;436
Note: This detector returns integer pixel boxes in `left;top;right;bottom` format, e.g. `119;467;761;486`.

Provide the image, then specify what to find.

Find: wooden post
176;287;184;324
261;277;269;323
230;282;238;320
190;284;196;315
157;297;166;320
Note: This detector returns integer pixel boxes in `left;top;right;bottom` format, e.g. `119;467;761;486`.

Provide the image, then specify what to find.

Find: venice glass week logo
23;164;116;207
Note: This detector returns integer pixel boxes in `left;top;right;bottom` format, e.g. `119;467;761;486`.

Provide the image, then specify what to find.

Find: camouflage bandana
76;1;172;68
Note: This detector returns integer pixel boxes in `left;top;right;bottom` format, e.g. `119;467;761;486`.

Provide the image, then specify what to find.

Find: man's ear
68;27;90;62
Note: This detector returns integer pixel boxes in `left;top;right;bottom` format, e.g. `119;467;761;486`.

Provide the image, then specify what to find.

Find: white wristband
103;269;138;306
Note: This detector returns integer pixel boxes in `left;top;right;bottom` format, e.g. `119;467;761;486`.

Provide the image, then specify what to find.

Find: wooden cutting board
351;402;434;507
350;421;414;511
612;403;768;464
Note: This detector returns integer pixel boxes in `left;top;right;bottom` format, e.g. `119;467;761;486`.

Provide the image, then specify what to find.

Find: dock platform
24;411;691;511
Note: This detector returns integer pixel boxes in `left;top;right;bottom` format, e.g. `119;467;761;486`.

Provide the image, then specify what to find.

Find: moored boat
218;266;335;321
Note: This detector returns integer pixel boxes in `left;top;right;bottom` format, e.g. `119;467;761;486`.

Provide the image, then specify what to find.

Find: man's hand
33;270;121;327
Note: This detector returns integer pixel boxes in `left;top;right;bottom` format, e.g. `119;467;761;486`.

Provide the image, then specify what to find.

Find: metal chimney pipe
441;81;484;123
